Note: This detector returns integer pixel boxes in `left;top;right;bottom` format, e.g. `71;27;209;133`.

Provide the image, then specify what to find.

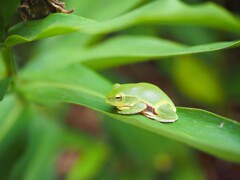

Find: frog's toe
142;111;155;118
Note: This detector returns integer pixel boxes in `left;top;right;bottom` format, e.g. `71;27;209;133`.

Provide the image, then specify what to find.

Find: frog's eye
115;94;122;101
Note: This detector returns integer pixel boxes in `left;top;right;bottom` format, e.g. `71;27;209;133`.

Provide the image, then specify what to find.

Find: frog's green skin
105;83;178;123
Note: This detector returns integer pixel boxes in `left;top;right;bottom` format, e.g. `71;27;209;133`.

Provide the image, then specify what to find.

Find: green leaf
0;95;28;179
0;0;19;39
5;0;240;46
67;0;142;20
0;95;26;155
81;36;240;69
0;0;19;25
21;35;240;74
82;0;240;34
5;14;95;47
19;65;240;163
10;107;62;180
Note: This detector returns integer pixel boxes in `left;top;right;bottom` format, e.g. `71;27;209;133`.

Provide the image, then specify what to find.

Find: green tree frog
105;83;178;123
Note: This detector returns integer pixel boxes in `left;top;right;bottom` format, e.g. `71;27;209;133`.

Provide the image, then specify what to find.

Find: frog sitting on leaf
105;83;178;123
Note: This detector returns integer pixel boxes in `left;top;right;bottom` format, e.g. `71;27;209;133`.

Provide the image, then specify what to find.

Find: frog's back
122;83;173;106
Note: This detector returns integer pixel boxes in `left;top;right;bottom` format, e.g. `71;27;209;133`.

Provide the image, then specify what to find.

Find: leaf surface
21;35;240;74
19;65;240;163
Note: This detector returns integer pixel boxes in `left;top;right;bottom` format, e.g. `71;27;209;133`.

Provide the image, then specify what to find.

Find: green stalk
1;46;17;92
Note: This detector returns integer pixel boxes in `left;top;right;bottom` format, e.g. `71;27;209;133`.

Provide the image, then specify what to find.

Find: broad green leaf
5;0;240;46
80;36;240;69
172;56;224;105
82;0;240;34
5;14;95;47
18;65;240;163
10;107;62;180
21;35;240;75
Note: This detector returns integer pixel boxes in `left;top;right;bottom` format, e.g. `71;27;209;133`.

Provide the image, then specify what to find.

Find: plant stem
2;47;17;90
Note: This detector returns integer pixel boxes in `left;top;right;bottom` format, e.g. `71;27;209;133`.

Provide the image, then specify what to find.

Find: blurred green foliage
0;0;240;179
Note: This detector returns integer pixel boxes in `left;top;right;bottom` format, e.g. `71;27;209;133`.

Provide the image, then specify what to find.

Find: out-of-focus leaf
226;71;240;102
67;143;108;180
0;0;19;25
0;95;28;179
68;0;143;20
21;35;240;75
5;0;240;46
10;107;62;180
165;26;219;45
103;116;205;180
0;53;9;100
18;64;240;163
172;56;224;105
62;130;109;180
0;0;19;38
80;36;240;69
82;0;240;34
0;95;25;155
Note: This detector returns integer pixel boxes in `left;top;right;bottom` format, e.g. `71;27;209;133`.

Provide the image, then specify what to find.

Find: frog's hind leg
141;106;170;122
143;111;177;122
153;103;178;123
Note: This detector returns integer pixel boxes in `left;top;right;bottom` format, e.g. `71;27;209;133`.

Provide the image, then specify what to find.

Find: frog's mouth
116;105;132;110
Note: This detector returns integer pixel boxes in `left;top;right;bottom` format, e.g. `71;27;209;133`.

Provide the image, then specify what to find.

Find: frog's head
105;83;138;107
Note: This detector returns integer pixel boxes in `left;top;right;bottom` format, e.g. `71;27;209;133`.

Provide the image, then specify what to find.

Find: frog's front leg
154;103;178;122
117;102;147;114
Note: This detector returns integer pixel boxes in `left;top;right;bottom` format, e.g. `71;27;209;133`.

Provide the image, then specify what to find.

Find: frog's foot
143;111;177;123
154;104;178;122
142;111;155;118
153;116;177;123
